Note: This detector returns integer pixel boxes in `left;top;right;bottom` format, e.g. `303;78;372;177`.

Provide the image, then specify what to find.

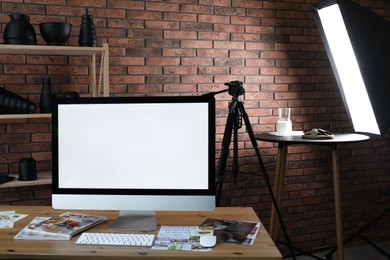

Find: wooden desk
0;206;282;260
255;133;369;260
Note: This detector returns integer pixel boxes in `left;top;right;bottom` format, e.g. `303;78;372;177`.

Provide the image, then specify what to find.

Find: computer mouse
200;235;217;247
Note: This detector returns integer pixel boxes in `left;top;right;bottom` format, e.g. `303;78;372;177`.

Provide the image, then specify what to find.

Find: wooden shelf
0;171;51;188
0;113;51;119
0;44;107;56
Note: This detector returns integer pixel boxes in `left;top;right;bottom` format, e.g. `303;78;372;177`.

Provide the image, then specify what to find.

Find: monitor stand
109;211;157;231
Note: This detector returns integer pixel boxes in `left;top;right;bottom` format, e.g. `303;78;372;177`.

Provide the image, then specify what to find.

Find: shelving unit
0;44;110;187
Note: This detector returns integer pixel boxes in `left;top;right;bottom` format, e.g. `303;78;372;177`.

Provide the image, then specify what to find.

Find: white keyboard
75;232;155;247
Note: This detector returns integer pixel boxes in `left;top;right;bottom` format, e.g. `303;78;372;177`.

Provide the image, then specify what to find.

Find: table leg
269;143;288;241
332;144;344;260
102;43;110;97
90;54;97;97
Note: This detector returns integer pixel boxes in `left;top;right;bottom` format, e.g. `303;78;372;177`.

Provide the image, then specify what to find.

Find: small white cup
276;108;292;136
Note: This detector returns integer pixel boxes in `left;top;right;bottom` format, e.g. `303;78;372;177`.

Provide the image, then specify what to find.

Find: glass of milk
276;108;292;136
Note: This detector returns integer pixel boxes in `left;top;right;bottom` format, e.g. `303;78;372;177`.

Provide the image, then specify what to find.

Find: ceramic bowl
39;22;72;46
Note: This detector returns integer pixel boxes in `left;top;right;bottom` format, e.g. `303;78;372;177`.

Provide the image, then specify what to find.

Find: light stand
204;81;297;259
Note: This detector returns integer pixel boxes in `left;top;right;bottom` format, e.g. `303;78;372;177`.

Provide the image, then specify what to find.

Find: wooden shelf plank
0;172;51;188
0;44;106;56
0;113;51;119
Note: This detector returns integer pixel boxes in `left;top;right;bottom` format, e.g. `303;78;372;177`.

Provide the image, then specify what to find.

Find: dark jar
39;78;55;113
3;13;37;45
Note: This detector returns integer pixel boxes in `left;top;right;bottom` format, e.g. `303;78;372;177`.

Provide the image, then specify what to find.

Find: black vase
0;87;36;114
40;78;55;113
3;13;37;45
78;15;97;47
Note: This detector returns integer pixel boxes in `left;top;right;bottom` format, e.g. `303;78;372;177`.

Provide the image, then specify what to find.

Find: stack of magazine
14;212;107;240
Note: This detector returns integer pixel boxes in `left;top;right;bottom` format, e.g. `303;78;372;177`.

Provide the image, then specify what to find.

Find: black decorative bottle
39;78;55;113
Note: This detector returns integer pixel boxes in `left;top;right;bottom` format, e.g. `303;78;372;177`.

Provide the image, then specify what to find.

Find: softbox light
312;0;390;136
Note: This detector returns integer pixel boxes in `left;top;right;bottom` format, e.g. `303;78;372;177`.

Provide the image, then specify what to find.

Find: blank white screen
58;102;209;190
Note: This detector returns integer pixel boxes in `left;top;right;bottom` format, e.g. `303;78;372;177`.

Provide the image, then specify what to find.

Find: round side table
255;132;369;260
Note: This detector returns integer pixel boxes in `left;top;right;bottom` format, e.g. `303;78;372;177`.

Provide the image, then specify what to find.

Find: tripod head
202;81;245;98
225;81;245;98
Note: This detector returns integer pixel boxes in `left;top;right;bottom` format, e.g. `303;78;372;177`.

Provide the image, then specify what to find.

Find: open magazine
199;218;260;245
14;212;107;240
151;226;213;251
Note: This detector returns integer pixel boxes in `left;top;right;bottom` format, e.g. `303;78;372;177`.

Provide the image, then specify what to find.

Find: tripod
206;81;297;259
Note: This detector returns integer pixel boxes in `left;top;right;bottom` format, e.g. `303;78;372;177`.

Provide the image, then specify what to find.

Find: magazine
0;211;28;228
14;212;107;240
199;218;260;245
14;217;70;240
151;226;213;251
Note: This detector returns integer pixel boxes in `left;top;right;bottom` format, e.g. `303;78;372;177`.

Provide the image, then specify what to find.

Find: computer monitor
51;96;216;231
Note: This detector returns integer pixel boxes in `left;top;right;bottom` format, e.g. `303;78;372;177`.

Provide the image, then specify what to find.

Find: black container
18;158;37;181
0;87;36;114
63;91;80;98
78;14;97;47
3;13;37;45
39;22;72;46
39;77;55;113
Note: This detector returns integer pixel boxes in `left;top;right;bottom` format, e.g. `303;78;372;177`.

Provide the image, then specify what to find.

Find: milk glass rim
278;107;291;119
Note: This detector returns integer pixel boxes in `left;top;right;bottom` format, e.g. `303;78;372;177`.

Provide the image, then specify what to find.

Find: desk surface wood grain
0;206;282;260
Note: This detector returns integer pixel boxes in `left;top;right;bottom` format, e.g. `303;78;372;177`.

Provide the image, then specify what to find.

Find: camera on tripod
225;81;245;97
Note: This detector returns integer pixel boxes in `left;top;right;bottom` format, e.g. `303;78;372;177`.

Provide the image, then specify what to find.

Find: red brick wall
1;0;389;255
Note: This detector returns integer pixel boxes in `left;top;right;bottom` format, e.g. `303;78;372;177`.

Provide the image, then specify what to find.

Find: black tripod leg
239;103;297;260
232;109;240;180
216;108;235;206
